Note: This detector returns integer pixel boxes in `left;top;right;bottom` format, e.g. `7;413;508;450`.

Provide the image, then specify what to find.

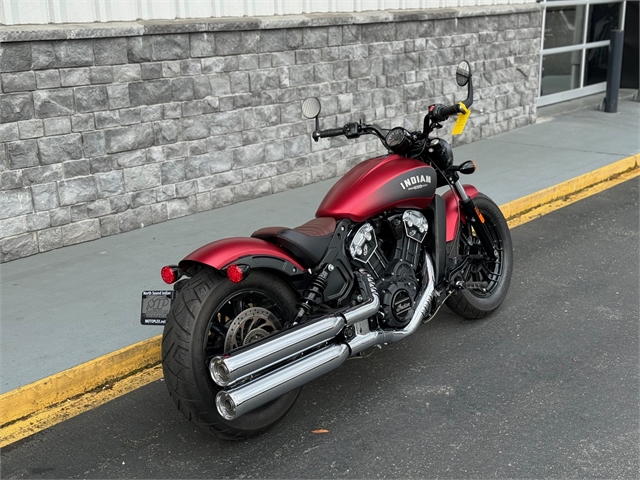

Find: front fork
452;179;497;260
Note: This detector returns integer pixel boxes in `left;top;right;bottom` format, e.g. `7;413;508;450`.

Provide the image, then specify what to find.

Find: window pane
584;46;609;85
544;5;587;49
541;51;583;96
587;2;623;43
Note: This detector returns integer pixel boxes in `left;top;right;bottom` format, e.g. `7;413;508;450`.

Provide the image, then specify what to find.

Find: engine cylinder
349;223;387;278
348;210;429;328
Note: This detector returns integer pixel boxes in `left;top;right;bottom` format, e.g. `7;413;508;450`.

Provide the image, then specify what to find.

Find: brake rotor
223;307;281;353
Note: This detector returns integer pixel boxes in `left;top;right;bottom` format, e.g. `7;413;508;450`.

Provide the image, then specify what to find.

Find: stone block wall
0;5;541;262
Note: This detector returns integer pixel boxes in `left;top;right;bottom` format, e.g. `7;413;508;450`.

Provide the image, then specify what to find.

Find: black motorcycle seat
252;217;336;269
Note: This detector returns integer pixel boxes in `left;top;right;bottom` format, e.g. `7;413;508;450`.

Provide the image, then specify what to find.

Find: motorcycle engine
349;210;428;328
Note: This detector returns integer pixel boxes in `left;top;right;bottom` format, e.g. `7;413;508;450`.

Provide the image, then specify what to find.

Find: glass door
538;0;627;106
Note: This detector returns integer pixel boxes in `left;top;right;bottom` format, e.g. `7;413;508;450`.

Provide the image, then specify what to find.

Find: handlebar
312;99;467;155
429;103;462;122
312;127;345;141
313;99;467;146
312;123;389;144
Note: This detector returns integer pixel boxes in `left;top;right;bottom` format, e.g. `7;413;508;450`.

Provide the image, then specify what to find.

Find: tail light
161;265;183;284
226;264;250;283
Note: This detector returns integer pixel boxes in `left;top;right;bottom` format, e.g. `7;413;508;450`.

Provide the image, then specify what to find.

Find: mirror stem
462;77;474;109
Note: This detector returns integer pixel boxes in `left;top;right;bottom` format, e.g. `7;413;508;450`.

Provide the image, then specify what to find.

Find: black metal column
602;30;625;113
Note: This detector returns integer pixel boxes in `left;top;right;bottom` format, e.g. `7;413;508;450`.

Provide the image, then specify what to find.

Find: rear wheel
161;268;301;440
446;193;513;319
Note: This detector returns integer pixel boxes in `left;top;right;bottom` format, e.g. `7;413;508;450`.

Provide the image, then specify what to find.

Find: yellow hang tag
451;102;470;136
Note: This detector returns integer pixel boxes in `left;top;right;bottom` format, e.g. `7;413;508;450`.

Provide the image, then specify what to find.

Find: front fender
443;185;479;242
179;237;305;276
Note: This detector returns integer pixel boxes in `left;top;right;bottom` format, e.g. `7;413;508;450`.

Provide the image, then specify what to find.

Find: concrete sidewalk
1;92;639;394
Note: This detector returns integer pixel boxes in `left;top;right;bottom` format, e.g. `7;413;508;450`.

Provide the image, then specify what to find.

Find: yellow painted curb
507;167;640;229
0;335;161;427
0;365;164;449
1;153;638;446
499;154;640;220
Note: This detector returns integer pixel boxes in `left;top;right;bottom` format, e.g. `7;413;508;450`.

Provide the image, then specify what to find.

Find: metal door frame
537;0;627;106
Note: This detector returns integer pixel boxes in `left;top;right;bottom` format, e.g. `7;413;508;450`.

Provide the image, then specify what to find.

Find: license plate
140;290;175;325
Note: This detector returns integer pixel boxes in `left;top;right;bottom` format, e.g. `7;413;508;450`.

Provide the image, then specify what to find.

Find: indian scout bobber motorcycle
141;61;513;439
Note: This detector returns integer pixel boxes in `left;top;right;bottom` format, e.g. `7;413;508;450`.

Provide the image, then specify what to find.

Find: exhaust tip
209;357;230;386
216;391;236;420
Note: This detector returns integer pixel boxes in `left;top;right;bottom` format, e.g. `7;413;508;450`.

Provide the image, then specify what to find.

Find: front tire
161;268;301;440
446;193;513;319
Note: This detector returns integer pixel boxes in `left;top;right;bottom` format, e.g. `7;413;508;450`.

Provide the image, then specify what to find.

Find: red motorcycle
144;60;513;439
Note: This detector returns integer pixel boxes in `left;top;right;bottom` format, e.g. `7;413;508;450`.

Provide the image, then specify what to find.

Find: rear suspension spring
292;264;334;323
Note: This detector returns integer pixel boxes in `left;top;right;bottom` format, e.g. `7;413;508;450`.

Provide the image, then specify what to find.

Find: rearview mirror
456;61;471;87
301;98;321;119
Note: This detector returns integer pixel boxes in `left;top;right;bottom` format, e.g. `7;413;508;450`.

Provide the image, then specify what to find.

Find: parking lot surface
2;178;638;478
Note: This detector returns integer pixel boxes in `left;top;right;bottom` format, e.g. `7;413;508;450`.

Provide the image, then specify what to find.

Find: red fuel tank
316;154;437;223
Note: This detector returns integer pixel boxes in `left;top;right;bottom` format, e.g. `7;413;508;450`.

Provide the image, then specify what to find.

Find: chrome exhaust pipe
214;256;437;421
348;254;436;356
210;271;379;387
216;344;349;420
210;315;345;387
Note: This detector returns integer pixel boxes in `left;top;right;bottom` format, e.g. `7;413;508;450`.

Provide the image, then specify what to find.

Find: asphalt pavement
1;92;639;393
2;177;638;479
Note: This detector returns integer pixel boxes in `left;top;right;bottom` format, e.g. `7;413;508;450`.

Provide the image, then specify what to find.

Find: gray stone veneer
0;5;541;262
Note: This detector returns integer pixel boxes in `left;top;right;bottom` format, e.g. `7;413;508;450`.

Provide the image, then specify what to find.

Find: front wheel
446;193;513;319
161;268;301;439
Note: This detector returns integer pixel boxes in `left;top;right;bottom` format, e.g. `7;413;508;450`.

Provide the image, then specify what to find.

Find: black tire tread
446;292;488;320
446;193;513;320
161;268;299;440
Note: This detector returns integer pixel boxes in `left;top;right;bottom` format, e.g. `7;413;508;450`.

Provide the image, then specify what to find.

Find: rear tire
161;268;301;440
446;193;513;319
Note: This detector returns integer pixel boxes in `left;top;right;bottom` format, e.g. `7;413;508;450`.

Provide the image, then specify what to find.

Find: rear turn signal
161;265;183;284
226;264;250;283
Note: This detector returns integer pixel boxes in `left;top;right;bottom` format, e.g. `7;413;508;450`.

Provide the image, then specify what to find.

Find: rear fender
179;237;305;277
442;185;479;242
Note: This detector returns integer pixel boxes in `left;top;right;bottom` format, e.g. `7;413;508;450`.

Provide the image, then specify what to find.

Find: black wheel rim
203;289;284;362
201;288;293;421
459;213;505;298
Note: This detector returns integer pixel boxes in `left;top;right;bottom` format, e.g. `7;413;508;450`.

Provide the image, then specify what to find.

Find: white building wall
0;0;535;25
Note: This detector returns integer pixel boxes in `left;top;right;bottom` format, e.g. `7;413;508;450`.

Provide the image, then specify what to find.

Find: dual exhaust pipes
211;258;436;420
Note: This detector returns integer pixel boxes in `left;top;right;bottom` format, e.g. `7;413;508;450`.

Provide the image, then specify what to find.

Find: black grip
318;127;345;138
436;104;462;119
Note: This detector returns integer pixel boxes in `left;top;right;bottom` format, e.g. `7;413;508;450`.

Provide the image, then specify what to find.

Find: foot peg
462;281;488;292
